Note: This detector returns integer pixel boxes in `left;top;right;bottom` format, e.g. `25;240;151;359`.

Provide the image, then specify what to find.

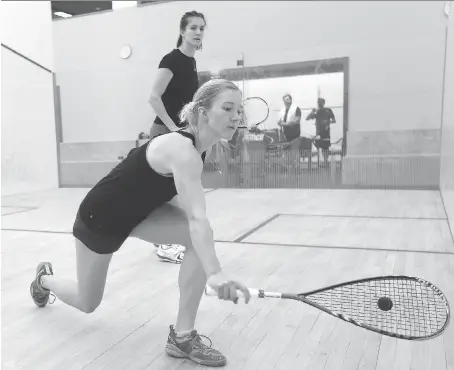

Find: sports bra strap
176;130;206;161
176;130;196;146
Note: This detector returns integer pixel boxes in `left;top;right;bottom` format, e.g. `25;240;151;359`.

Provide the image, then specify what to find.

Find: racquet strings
303;277;449;338
239;97;269;128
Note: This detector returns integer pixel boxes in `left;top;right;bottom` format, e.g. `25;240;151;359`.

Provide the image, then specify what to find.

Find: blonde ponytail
179;79;240;130
179;101;198;131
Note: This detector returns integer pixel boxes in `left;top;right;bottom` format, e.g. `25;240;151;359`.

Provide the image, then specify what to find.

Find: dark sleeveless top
78;131;206;237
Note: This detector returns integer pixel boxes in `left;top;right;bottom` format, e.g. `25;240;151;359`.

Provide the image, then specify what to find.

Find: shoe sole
165;344;226;367
30;281;49;308
31;262;53;308
157;255;183;264
155;245;186;253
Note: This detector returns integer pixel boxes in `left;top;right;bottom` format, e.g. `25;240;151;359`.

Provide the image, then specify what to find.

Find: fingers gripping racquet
205;275;450;340
238;97;269;129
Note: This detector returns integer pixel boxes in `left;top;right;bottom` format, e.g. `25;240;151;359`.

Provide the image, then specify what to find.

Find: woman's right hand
207;271;251;304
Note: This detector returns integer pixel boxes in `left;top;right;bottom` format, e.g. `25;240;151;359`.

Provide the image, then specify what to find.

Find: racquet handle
204;286;282;298
204;286;259;298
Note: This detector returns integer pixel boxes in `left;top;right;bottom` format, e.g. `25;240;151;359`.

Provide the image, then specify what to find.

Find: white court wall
1;1;59;196
440;4;454;239
1;1;54;70
53;1;448;143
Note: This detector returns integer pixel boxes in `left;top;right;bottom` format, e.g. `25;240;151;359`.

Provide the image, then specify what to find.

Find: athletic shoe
156;244;184;264
165;325;227;367
154;244;186;253
30;262;56;308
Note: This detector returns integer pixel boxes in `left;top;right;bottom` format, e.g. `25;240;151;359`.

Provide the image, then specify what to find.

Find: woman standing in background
148;10;206;263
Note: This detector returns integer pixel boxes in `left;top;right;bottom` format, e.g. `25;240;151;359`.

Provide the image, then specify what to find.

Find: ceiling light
112;1;136;10
54;11;72;18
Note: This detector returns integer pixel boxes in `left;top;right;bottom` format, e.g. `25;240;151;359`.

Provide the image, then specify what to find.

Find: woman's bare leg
130;198;206;333
38;239;113;313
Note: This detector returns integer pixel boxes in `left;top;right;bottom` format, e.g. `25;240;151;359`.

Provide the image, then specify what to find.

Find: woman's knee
74;240;111;314
79;294;103;314
77;275;107;314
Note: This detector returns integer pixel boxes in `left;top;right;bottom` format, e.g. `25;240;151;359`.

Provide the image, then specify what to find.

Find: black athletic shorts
314;138;331;150
72;212;128;255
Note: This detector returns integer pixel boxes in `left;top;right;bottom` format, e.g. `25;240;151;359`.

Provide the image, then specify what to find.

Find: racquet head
297;276;450;340
238;97;269;129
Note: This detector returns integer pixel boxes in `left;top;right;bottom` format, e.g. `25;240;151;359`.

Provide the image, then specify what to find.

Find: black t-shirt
314;108;335;139
154;49;199;128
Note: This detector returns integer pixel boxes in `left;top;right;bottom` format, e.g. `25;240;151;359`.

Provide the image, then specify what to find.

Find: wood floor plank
428;337;448;370
224;248;332;370
375;337;397;370
392;339;412;370
346;252;390;370
242;250;340;370
321;320;354;370
375;251;414;370
356;331;382;370
442;256;454;370
272;250;365;370
272;312;321;370
336;251;385;370
243;215;454;253
301;249;375;370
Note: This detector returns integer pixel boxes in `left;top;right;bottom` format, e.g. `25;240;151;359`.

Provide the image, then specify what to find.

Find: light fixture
113;1;137;10
54;11;72;18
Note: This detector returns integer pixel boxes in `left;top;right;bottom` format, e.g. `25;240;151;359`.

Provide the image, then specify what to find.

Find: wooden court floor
1;188;454;370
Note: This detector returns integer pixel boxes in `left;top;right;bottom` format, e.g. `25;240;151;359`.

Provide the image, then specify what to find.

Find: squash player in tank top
148;11;206;263
30;79;251;367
